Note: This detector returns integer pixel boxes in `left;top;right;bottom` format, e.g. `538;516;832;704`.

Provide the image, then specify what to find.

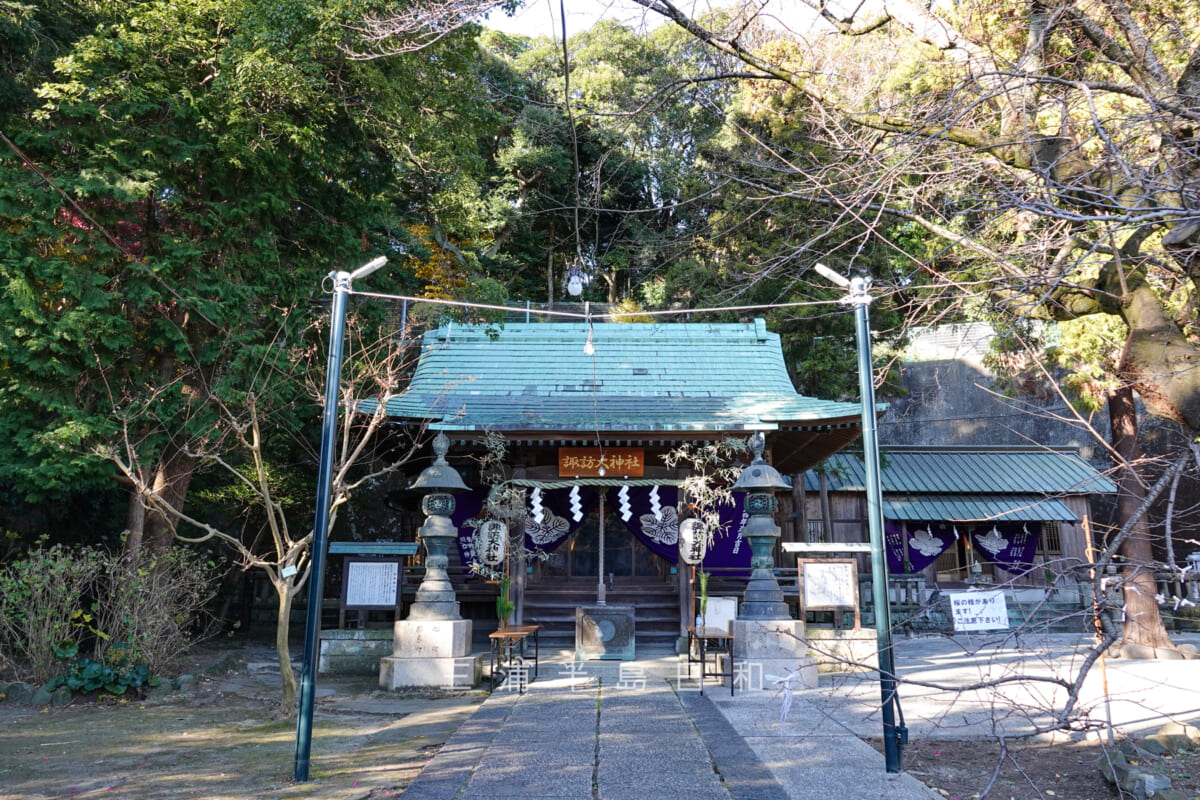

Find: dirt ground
874;736;1200;800
0;642;485;800
4;639;1197;800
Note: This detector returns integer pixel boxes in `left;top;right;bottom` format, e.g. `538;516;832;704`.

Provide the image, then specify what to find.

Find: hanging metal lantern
476;519;508;567
678;518;707;565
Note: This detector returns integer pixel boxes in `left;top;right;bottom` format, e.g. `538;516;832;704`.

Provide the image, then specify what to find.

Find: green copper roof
805;447;1117;495
804;447;1116;523
881;496;1079;523
382;320;865;433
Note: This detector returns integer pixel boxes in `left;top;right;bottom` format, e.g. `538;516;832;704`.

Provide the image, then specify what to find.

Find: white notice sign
802;561;857;608
948;590;1009;631
345;561;399;607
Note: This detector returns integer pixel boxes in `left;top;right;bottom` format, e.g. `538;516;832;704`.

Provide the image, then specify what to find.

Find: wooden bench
686;622;735;696
488;624;540;692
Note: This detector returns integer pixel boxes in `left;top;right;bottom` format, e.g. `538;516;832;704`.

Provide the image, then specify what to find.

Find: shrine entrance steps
522;577;680;650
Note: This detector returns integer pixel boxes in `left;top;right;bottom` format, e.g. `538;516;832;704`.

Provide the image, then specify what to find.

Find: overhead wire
348;288;853;319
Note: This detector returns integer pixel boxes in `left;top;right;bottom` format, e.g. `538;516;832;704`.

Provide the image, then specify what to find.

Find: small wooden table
687;624;735;696
489;624;540;692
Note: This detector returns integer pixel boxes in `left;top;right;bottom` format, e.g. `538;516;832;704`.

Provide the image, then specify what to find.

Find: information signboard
344;560;399;609
948;590;1009;631
797;558;860;629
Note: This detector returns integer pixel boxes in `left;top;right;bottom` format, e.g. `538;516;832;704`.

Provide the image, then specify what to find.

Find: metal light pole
814;263;905;773
293;256;387;782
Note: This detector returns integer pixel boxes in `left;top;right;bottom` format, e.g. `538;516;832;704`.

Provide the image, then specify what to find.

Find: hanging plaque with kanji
558;447;644;477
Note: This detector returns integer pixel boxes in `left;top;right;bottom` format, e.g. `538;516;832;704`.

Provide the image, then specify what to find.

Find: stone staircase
521;577;681;649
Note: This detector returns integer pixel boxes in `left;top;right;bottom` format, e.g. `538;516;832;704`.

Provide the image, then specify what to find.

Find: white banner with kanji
948;590;1009;631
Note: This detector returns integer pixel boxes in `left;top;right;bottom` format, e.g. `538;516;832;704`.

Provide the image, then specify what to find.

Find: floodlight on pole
293;256;387;782
813;261;851;288
350;255;388;280
814;262;906;774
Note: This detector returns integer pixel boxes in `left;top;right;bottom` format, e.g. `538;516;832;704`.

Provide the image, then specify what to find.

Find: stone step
522;580;683;646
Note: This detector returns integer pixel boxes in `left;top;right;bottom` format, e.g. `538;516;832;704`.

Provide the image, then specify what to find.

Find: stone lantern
726;431;817;691
380;432;481;689
730;431;792;620
406;432;470;621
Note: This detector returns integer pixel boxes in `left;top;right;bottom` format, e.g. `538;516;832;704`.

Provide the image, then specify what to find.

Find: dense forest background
5;0;1200;661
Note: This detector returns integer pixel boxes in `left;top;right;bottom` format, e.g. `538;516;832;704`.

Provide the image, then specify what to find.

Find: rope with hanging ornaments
483;477;688;518
501;477;683;490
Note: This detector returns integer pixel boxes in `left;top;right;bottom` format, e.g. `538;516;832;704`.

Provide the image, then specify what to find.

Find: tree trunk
1108;384;1174;652
275;580;298;717
143;444;196;554
123;482;146;560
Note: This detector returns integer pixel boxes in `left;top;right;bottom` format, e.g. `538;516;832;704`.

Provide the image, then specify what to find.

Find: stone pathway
400;673;792;800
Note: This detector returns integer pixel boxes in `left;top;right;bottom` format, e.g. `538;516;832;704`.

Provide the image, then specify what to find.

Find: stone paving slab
403;656;935;800
800;631;1200;742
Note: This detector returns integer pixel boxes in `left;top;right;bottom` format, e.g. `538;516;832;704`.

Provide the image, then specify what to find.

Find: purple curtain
884;521;906;573
524;486;597;552
450;488;489;571
971;522;1041;573
449;486;598;568
606;485;681;563
701;492;751;576
903;523;957;573
603;485;751;574
451;484;758;577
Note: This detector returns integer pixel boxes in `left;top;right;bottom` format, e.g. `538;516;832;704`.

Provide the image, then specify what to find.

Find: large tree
0;0;498;555
615;0;1200;651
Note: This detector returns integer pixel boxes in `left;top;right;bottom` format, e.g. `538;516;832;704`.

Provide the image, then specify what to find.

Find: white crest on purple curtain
618;485;632;521
976;526;1008;555
530;487;545;524
649;486;663;521
526;508;569;546
640;506;678;545
569;486;583;522
909;528;944;558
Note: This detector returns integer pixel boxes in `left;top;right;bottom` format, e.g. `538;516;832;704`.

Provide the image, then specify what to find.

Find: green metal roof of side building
803;447;1117;523
805;447;1117;495
381;320;867;435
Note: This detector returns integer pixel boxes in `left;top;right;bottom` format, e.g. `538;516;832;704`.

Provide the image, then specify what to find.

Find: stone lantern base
724;619;817;691
379;618;480;689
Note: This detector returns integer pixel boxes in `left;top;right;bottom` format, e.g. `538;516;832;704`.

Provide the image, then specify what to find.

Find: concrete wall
873;348;1200;550
878;358;1110;459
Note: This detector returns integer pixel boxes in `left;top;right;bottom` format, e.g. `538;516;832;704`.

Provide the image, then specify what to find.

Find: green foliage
1046;315;1129;413
93;547;217;675
0;542;105;683
0;0;499;503
496;575;515;624
46;653;154;696
0;542;214;683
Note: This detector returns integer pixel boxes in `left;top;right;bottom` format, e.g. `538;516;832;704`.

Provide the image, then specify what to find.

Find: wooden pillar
819;469;834;542
677;468;693;648
792;473;807;542
513;465;527;625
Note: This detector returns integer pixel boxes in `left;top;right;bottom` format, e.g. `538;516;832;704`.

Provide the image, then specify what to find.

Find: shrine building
379;319;864;647
374;319;1116;648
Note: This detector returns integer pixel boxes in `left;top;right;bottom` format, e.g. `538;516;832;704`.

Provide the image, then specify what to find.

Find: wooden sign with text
558;447;645;477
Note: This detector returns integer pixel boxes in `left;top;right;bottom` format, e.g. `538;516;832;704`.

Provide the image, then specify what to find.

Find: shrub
0;543;106;684
93;547;218;676
0;543;218;684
